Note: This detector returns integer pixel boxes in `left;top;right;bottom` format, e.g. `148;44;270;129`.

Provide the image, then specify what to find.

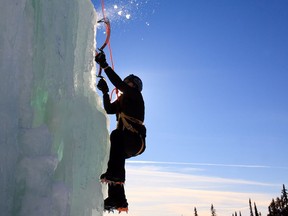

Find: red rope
110;87;120;102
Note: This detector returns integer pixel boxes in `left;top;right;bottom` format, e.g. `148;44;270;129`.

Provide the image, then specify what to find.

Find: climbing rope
100;0;114;70
96;0;114;77
97;0;119;101
110;87;120;101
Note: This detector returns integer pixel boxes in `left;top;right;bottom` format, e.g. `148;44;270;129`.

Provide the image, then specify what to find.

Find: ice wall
0;0;109;216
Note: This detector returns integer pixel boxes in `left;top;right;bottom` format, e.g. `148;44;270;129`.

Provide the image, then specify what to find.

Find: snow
0;0;109;216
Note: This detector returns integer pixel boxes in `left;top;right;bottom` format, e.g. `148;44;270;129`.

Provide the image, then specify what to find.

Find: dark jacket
103;67;146;138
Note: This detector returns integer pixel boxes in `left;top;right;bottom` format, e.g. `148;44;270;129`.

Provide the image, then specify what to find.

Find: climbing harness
134;138;145;157
118;112;143;133
118;112;145;156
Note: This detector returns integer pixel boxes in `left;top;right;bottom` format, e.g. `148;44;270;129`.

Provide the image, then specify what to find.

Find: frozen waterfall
0;0;109;216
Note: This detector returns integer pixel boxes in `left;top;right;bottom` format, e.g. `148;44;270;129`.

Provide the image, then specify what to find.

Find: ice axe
96;18;111;77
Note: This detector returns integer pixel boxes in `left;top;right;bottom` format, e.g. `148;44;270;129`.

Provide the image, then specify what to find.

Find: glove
97;77;109;94
95;49;109;69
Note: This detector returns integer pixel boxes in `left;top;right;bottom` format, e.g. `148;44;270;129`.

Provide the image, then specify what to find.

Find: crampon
101;178;125;186
104;199;128;214
100;173;125;186
104;206;128;214
117;207;128;213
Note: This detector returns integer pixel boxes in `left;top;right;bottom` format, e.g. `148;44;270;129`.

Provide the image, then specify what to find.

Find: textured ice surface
0;0;109;216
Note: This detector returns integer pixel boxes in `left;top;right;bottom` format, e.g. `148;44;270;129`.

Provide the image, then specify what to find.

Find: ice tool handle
96;18;111;77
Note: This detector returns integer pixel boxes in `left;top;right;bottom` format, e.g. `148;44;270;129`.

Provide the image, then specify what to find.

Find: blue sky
92;0;288;215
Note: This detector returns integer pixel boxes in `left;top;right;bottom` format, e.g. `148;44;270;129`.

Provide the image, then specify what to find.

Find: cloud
126;164;276;188
106;161;283;216
127;160;286;169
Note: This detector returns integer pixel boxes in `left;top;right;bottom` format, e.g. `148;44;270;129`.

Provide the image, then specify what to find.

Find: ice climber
95;50;147;213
